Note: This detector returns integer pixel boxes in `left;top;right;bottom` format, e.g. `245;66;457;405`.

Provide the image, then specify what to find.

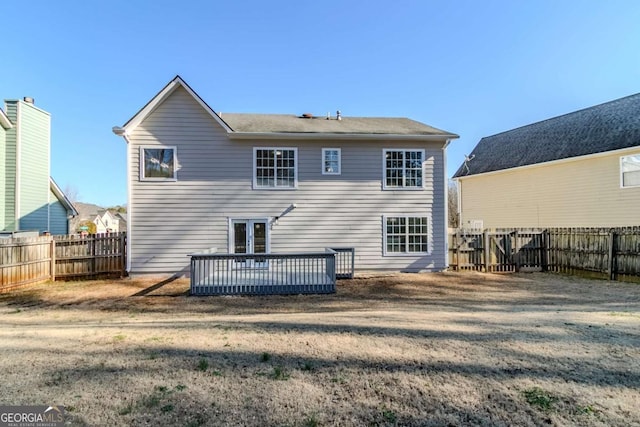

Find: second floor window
140;146;177;181
384;149;424;189
254;148;297;189
621;154;640;188
322;148;341;175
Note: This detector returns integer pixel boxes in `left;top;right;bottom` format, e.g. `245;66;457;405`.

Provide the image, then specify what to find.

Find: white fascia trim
0;108;12;129
49;177;78;216
229;132;458;141
455;145;640;181
122;76;232;134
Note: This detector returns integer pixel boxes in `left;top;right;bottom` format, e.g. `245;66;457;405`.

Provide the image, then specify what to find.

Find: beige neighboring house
453;93;640;228
93;210;120;233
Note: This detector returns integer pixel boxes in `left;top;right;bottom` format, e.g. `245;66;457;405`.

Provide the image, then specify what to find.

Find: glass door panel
253;221;267;267
234;223;247;253
231;219;269;268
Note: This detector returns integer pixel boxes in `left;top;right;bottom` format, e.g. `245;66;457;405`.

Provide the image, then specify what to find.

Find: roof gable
121;75;232;134
454;93;640;178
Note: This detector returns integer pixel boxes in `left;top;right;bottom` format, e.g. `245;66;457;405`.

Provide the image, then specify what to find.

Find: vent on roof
23;97;34;104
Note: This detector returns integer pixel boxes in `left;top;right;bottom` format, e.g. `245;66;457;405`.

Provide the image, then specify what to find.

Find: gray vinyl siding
3;102;18;231
128;86;447;274
16;102;50;232
49;188;69;235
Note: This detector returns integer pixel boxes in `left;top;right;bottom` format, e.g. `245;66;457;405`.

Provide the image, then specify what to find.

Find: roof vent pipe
336;110;341;121
23;97;34;104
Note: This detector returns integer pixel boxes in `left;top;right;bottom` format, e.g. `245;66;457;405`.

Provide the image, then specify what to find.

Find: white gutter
228;132;460;141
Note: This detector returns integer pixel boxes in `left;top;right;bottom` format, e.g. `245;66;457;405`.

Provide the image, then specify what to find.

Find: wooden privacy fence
449;227;640;282
0;233;126;292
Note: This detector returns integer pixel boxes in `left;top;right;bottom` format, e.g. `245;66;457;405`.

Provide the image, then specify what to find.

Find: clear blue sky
2;1;639;206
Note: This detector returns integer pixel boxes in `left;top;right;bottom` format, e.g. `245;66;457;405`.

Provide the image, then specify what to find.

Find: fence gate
449;229;545;272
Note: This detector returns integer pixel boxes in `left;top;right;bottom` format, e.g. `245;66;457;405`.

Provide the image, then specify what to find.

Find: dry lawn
0;272;639;426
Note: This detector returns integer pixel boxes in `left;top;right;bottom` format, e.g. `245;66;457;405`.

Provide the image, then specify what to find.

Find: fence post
483;230;490;273
119;232;126;276
50;237;56;282
542;230;549;272
514;230;520;272
607;230;616;280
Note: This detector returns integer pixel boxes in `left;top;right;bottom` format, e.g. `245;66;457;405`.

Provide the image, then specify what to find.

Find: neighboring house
0;98;77;234
70;202;127;234
114;211;127;232
113;76;458;274
93;210;120;233
453;93;640;228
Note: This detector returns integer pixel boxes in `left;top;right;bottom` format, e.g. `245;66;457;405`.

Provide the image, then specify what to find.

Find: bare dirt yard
0;272;639;427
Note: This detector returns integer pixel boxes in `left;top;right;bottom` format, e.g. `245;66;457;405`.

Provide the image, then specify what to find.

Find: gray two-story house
113;76;458;275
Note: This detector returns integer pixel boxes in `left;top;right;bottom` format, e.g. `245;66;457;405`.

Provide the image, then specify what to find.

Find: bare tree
448;180;459;228
63;184;80;203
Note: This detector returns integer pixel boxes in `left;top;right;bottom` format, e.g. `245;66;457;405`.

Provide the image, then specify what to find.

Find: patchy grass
523;387;557;411
0;272;639;426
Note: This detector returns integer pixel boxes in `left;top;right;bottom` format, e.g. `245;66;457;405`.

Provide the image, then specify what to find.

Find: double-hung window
322;148;341;175
254;148;297;189
383;149;425;189
140;146;177;181
621;154;640;188
384;216;430;255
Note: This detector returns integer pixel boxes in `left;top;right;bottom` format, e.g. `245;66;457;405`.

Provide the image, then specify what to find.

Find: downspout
442;139;452;270
47;112;51;233
456;177;462;228
126;136;132;273
112;126;132;273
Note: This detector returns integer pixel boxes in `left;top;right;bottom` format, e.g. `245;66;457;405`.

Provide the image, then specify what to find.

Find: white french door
231;219;269;268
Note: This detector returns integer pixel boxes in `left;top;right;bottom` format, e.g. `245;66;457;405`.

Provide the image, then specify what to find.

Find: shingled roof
453;93;640;178
222;113;455;136
117;76;458;140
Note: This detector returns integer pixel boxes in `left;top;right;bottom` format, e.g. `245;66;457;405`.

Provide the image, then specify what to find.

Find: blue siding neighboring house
0;98;77;234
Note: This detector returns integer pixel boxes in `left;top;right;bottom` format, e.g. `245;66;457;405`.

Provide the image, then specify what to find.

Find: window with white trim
383;149;424;189
384;216;429;254
322;148;341;175
621;154;640;188
140;146;177;181
254;148;297;189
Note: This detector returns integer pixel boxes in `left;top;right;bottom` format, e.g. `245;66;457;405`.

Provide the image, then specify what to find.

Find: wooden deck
189;250;349;295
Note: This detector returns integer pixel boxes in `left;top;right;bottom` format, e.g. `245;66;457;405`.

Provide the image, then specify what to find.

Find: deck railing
329;247;355;279
190;249;338;295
